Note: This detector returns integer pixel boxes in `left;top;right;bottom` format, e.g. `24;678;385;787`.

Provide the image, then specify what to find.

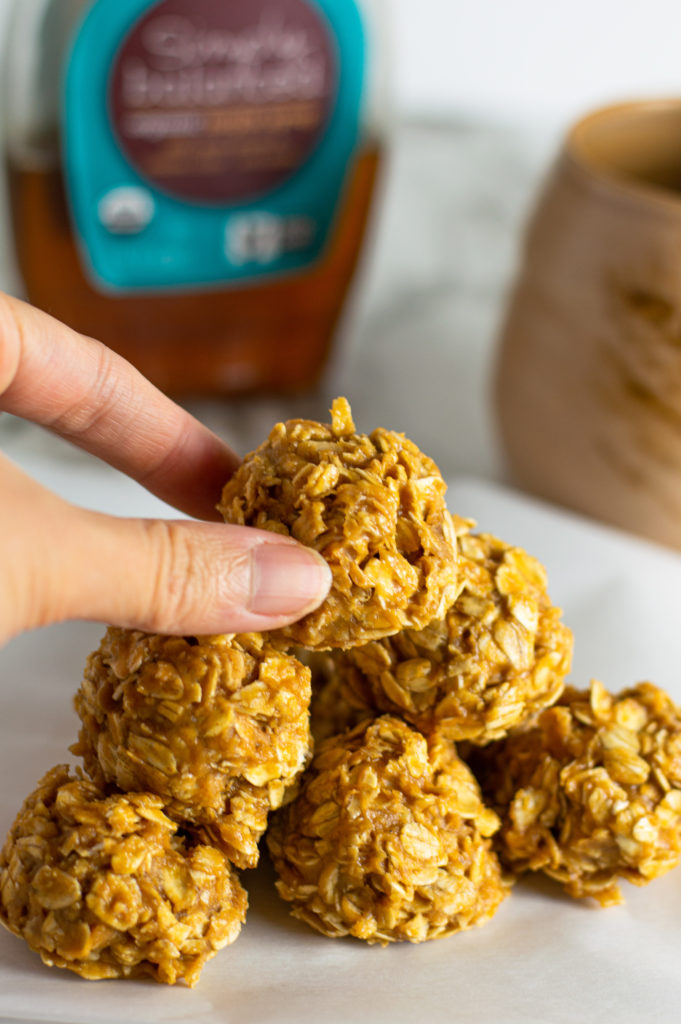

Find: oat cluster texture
217;397;460;649
472;680;681;905
320;522;574;743
73;630;313;870
267;716;508;943
0;766;246;985
1;627;308;985
2;398;681;988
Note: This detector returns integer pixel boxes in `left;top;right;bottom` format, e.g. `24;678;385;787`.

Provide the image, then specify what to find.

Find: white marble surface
0;117;561;501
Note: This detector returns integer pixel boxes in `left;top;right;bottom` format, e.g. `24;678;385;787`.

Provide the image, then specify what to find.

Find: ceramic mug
495;99;681;549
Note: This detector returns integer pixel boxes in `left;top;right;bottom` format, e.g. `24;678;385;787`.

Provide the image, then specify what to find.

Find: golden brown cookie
217;398;459;650
268;716;508;943
0;766;247;985
474;680;681;905
74;629;312;868
326;526;572;743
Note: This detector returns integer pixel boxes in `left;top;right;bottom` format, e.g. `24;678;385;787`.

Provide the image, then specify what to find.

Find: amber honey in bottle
4;0;387;396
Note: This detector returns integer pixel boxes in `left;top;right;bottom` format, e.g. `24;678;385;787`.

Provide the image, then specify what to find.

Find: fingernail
249;543;332;618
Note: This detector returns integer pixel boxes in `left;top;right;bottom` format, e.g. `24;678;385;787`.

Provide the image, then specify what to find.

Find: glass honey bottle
4;0;387;396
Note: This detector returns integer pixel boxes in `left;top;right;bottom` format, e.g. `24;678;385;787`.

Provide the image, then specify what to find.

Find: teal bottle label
63;0;366;292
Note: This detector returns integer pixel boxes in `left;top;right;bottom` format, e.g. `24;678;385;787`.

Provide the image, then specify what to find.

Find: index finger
0;293;240;521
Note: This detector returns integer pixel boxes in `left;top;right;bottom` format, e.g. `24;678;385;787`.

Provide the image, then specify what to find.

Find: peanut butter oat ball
474;681;681;906
267;716;508;944
326;525;572;744
74;629;312;869
0;766;247;986
217;398;459;651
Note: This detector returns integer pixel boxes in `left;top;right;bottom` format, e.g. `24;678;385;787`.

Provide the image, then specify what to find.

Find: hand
0;294;331;647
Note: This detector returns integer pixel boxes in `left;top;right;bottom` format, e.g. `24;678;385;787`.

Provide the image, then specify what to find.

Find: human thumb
6;490;331;642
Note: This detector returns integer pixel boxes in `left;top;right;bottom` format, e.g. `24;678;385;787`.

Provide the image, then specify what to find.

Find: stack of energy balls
2;398;681;986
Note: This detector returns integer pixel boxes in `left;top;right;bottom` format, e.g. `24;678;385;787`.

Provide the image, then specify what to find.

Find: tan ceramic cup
495;99;681;549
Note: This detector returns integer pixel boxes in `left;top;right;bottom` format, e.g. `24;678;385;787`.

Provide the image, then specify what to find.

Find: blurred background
3;0;681;499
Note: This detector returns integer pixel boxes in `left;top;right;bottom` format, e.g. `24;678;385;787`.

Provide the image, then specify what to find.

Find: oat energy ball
0;766;247;986
330;526;572;743
74;629;312;869
267;716;508;944
217;397;459;650
476;681;681;906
